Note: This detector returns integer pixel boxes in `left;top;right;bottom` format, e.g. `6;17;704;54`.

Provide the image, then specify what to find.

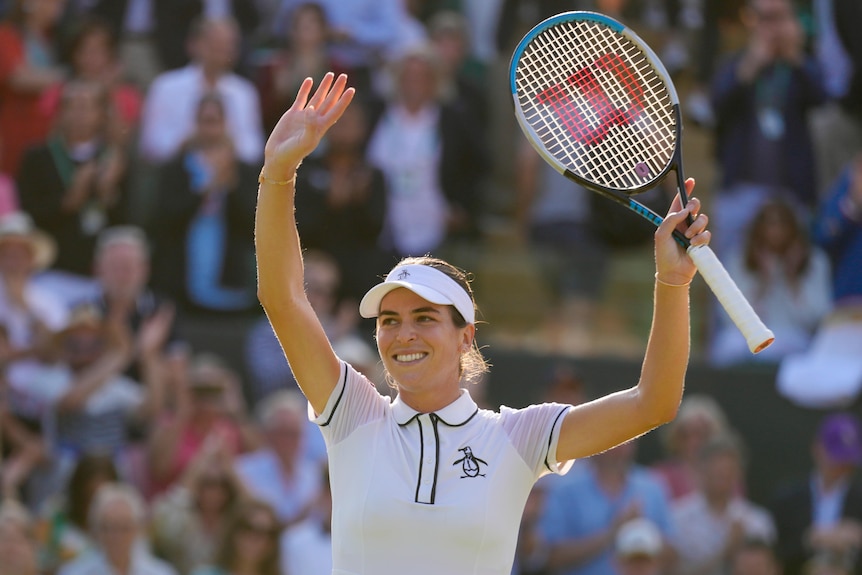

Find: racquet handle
686;244;775;354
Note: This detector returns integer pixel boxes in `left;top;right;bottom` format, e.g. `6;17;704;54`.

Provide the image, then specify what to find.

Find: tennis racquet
510;11;774;354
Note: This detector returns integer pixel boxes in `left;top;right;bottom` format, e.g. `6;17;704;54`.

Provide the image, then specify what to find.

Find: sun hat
615;518;663;558
817;413;862;464
0;212;56;270
359;264;475;324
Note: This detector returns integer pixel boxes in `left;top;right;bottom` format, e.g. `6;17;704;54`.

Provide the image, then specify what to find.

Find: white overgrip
686;244;775;354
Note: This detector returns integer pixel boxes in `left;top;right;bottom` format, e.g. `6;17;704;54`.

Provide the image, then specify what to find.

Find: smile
395;352;427;363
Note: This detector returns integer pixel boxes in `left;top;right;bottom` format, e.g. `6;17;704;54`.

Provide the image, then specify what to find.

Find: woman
255;72;712;575
190;499;281;575
150;93;258;315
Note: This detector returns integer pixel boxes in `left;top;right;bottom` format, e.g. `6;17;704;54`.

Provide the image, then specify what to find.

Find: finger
684;213;709;239
307;72;335;110
323;86;356;128
290;77;315;111
318;73;349;116
689;229;711;248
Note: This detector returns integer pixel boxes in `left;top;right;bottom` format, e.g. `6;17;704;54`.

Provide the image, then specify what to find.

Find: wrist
655;272;692;287
258;168;296;186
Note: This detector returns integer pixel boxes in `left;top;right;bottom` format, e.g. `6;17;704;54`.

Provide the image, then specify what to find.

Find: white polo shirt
312;362;573;575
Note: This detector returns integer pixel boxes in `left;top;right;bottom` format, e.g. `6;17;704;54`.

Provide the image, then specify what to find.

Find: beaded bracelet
258;170;296;186
654;273;692;287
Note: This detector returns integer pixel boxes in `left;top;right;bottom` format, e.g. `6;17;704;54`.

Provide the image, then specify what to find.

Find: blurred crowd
0;0;860;574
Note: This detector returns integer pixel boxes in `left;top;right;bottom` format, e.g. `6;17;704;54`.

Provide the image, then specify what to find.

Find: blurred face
60;84;105;142
73;30;113;79
701;452;741;500
748;0;797;46
196;472;231;514
731;547;779;575
759;209;794;251
326;103;367;151
675;415;716;458
291;5;326;49
376;288;472;405
196;100;227;144
96;242;149;300
398;56;438;110
235;509;278;563
25;0;65;29
0;520;37;575
0;239;36;277
304;260;339;316
190;366;227;417
266;408;304;463
432;31;466;72
63;326;106;370
198;21;239;73
94;500;139;561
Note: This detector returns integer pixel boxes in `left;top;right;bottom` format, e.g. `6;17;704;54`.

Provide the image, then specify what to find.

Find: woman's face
73;30;114;79
760;209;794;251
25;0;65;30
375;288;472;405
0;239;36;277
675;415;714;458
234;509;278;563
195;473;231;514
60;84;105;142
195;100;227;144
398;57;438;110
291;6;327;49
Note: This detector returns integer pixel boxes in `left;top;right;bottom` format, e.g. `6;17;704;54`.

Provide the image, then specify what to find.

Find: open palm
263;73;355;178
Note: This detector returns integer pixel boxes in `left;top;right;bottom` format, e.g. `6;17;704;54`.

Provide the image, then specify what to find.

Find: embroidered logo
453;446;487;478
396;269;410;280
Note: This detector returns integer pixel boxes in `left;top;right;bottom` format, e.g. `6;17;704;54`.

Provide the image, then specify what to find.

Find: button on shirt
312;362;572;575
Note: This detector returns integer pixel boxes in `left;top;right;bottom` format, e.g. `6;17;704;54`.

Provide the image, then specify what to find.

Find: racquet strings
514;19;677;192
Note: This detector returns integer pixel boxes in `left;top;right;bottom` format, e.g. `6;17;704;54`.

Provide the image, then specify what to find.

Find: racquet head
510;11;681;195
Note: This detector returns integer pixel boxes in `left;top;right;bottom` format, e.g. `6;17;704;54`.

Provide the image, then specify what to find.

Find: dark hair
698;431;748;470
385;256;489;385
743;198;811;279
66;453;119;530
215;499;281;575
67;16;118;65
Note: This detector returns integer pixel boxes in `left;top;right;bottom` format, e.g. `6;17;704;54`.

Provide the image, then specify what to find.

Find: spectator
17;79;130;278
614;518;667;575
0;398;45;501
770;413;862;575
0;138;20;216
730;538;782;575
40;16;143;133
234;390;322;526
138;16;264;165
0;0;66;177
36;453;119;574
57;482;177;575
0;499;40;575
151;438;247;575
366;42;488;258
147;353;255;493
279;463;332;575
190;498;281;575
710;198;833;367
254;2;339;134
513;479;552;575
293;99;388;303
652;395;730;502
710;0;827;255
149;92;258;315
540;440;677;575
671;434;777;575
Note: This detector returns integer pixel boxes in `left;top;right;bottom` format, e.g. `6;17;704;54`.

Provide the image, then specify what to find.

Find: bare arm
556;181;711;461
256;73;354;414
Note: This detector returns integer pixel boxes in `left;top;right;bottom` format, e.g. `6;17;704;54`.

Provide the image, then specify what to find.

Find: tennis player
256;73;711;575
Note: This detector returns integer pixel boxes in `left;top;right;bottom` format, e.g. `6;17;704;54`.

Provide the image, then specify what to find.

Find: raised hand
262;72;355;180
655;178;710;286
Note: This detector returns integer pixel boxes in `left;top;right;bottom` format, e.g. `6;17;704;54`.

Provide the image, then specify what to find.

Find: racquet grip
686;244;775;354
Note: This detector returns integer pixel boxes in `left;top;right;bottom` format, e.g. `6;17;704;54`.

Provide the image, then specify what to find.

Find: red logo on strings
535;53;644;146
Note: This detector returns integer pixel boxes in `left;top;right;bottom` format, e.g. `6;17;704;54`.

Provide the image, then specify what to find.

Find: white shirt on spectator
139;65;264;164
58;545;177;575
234;448;321;524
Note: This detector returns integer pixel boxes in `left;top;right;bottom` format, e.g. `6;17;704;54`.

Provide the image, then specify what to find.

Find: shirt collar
392;388;479;426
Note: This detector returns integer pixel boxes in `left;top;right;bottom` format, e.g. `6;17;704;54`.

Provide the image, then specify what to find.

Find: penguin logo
453;446;487;478
396;269;410;280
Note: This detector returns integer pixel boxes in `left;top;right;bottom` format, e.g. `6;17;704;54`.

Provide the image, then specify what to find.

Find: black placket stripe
415;418;425;503
430;413;441;504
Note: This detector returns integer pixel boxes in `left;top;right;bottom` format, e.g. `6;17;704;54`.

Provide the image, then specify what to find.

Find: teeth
396;353;425;362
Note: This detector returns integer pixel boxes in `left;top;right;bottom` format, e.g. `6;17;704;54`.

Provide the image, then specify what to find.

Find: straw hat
0;212;56;270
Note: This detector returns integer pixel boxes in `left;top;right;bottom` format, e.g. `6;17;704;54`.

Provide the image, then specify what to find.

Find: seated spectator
190;498;281;575
0;0;66;177
652;395;730;502
57;482;177;575
234;390;322;526
778;153;862;408
710;198;832;366
147;353;256;494
770;413;862;575
17;80;130;278
36;453;119;574
41;16;143;135
150;93;258;315
540;439;677;575
0;499;40;575
138;16;263;165
614;518;666;575
279;464;332;575
366;42;488;258
730;538;782;575
671;434;776;575
151;438;247;575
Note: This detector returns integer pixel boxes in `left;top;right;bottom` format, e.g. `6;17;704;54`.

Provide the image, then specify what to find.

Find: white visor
359;264;475;324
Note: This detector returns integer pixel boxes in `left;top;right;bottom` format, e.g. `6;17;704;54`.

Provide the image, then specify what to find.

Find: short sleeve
310;361;390;446
499;402;572;480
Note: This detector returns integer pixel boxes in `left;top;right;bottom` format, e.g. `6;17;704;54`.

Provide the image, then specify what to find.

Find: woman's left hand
654;178;711;286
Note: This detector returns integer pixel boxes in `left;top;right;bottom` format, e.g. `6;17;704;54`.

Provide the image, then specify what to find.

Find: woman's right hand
262;72;354;180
